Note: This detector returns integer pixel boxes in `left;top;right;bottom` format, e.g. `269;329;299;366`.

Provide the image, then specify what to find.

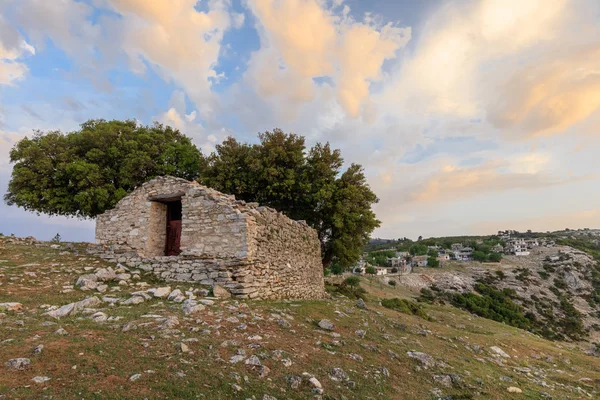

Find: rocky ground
1;236;600;399
393;246;600;343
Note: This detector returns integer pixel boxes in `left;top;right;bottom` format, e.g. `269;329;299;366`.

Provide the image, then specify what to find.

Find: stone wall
94;176;325;300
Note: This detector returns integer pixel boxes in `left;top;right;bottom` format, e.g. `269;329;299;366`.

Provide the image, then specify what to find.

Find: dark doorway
165;200;182;256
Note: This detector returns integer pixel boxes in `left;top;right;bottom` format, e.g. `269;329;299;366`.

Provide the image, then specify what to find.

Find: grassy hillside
1;237;599;399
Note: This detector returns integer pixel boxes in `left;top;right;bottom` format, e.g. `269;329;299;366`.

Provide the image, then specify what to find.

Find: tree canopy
198;129;381;267
5;119;202;218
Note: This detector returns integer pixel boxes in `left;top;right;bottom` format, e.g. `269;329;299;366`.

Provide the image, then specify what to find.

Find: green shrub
419;288;436;303
330;263;344;275
388;280;397;286
391;267;398;273
343;276;361;287
488;252;502;262
365;266;377;275
473;251;488;262
538;270;550;280
427;256;440;267
381;298;429;320
451;283;532;330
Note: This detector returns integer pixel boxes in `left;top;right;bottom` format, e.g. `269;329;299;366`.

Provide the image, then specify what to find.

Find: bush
473;251;488;262
427;256;440;267
538;270;550;280
330;263;344;275
391;267;398;273
381;298;429;320
451;283;532;330
388;280;397;286
419;288;436;303
327;276;367;300
365;266;377;275
488;252;502;262
343;276;361;288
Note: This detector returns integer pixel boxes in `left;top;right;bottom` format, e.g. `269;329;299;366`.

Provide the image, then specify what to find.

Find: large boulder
76;274;99;291
212;285;231;299
95;267;117;282
45;297;102;319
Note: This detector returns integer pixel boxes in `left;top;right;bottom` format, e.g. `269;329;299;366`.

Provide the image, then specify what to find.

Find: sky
1;0;600;242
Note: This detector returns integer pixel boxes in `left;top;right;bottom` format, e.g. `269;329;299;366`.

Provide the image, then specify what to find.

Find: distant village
353;229;557;276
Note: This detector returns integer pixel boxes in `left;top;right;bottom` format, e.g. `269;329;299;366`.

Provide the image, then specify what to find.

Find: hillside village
353;231;560;277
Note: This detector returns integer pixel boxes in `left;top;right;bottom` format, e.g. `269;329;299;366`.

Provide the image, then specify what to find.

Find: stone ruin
90;176;326;300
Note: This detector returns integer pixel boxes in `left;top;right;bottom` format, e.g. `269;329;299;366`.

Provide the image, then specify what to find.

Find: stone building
92;176;325;300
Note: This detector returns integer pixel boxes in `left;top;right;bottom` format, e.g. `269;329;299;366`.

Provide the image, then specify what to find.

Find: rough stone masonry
91;176;326;300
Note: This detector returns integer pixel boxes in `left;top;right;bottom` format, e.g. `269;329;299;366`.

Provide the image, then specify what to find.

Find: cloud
103;0;239;117
245;0;410;118
0;14;34;85
153;90;227;154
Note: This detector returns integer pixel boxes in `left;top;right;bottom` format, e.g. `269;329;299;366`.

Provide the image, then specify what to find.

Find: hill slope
1;236;599;399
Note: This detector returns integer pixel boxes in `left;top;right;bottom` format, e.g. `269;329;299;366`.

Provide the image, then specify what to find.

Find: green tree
427;248;438;258
472;251;488;262
5;119;201;218
427;256;440;267
410;244;428;256
365;266;377;275
488;252;503;262
198;129;380;268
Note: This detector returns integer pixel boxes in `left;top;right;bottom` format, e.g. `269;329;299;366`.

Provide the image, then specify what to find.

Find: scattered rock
212;285;231;299
287;375;302;389
54;327;68;336
277;319;291;328
308;377;322;389
5;358;31;370
129;373;142;382
32;376;51;384
245;355;261;366
407;351;436;369
230;355;245;364
121;295;145;305
356;298;368;310
95;267;117;282
153;287;172;298
0;302;24;312
490;346;510;358
433;375;452;388
167;289;185;303
75;274;98;291
45;296;102;319
507;387;523;393
182;300;205;315
318;319;335;331
329;367;349;381
122;323;137;332
90;312;108;322
159;316;179;329
32;344;44;354
177;342;189;353
96;284;108;293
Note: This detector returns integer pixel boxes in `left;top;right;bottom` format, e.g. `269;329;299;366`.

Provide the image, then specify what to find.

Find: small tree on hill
427;256;440;267
488;252;502;262
473;251;488;262
365;266;377;275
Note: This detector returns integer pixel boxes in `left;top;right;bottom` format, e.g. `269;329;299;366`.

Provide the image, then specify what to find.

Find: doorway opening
165;200;182;256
